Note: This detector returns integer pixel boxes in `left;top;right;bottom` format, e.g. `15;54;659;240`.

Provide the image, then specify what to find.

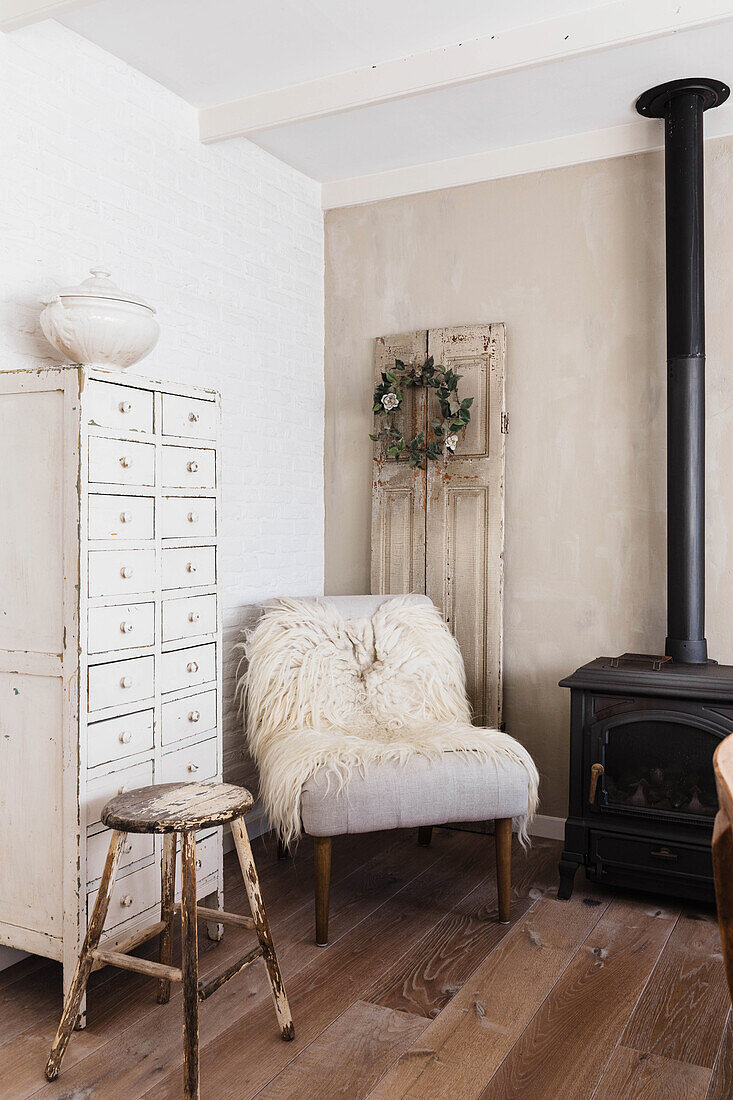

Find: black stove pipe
636;78;729;664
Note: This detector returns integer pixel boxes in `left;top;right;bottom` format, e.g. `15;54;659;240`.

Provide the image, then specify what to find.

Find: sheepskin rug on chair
238;595;538;846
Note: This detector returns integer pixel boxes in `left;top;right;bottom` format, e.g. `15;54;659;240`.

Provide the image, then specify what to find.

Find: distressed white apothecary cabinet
0;366;223;1020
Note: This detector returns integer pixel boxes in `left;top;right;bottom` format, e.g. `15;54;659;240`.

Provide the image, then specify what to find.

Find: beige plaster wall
324;138;733;819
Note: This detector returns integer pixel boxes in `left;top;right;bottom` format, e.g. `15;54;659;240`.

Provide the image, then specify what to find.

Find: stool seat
101;781;254;833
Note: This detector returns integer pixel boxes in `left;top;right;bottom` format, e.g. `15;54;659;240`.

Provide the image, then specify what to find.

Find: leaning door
426;324;506;727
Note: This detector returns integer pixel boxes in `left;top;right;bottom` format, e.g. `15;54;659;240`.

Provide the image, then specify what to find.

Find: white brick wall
0;24;324;812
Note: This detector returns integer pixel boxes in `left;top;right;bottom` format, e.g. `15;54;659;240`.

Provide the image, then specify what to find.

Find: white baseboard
528;814;566;841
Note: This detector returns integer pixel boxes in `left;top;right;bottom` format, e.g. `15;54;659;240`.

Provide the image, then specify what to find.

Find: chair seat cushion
300;752;530;836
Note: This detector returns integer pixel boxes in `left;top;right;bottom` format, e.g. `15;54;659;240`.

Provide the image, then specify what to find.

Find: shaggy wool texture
237;595;539;845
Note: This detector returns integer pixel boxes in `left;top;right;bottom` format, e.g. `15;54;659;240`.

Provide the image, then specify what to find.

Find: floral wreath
370;356;473;469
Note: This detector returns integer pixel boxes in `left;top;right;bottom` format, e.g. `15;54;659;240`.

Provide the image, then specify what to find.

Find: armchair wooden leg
277;838;289;861
313;836;332;947
417;826;433;847
495;818;512;925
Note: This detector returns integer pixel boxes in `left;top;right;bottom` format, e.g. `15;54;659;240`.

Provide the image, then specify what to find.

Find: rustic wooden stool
45;781;294;1099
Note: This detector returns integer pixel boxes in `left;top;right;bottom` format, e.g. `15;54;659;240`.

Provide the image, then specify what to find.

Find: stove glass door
594;716;719;823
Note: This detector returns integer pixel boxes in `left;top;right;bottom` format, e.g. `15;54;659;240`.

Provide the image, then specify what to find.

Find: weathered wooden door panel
371;324;505;727
371;332;428;596
436;486;491;720
427;324;506;727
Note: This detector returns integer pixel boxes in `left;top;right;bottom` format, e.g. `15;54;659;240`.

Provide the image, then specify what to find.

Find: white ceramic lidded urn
40;268;159;370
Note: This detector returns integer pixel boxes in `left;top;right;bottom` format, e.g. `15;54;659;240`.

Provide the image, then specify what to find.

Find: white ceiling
254;21;733;181
46;0;733;205
59;0;613;107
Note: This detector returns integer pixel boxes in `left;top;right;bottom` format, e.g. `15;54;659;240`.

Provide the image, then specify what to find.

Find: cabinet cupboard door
370;331;428;597
426;324;506;727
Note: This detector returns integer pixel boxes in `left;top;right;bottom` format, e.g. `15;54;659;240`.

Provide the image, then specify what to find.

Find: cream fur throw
237;595;538;845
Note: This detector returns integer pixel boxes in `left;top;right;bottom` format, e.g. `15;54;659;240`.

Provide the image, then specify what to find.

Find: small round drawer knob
188;710;201;723
187;460;199;473
187;762;199;772
188;411;200;422
120;566;134;579
119;401;132;414
187;511;198;523
123;842;133;854
196;859;202;870
120;621;134;634
120;894;134;907
186;562;197;573
187;662;199;674
119;731;132;744
118;785;127;795
188;612;200;623
120;511;133;524
120;676;133;689
119;456;132;468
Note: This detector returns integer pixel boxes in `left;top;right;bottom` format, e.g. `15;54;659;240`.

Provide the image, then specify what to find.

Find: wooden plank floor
0;828;730;1100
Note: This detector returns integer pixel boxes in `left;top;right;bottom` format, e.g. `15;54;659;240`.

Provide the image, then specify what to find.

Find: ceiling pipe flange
636;77;729;118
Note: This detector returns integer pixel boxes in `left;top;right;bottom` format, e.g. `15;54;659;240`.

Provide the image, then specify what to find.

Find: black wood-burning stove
558;77;733;903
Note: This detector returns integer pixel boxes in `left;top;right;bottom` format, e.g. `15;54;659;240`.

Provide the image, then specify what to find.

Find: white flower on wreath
445;433;459;453
381;392;400;411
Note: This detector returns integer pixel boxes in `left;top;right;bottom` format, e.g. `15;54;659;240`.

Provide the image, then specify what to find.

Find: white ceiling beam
321;110;733;210
200;0;733;144
0;0;98;32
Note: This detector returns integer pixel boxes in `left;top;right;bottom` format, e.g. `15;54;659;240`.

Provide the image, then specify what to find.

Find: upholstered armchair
239;594;538;945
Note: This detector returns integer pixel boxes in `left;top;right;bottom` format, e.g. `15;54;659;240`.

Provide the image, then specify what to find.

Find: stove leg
558;856;580;900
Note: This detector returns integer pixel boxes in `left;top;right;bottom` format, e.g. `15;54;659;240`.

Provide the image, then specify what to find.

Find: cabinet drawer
161;737;218;783
88;655;155;712
162;546;216;589
88;602;155;654
162;689;217;746
87;708;154;769
87;830;153;885
89;494;154;541
163;594;216;642
161;497;215;539
162;445;215;489
89;549;156;597
162;393;217;440
175;833;219;898
161;644;216;694
86;380;153;435
89;436;155;487
89;862;159;933
85;758;153;826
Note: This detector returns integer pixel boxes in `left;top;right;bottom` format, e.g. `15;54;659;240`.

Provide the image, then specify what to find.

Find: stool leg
46;830;127;1081
158;832;177;1005
204;884;224;943
231;816;294;1041
181;831;200;1100
495;817;512;925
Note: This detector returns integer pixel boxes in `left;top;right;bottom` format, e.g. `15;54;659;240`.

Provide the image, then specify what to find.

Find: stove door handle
588;763;604;805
